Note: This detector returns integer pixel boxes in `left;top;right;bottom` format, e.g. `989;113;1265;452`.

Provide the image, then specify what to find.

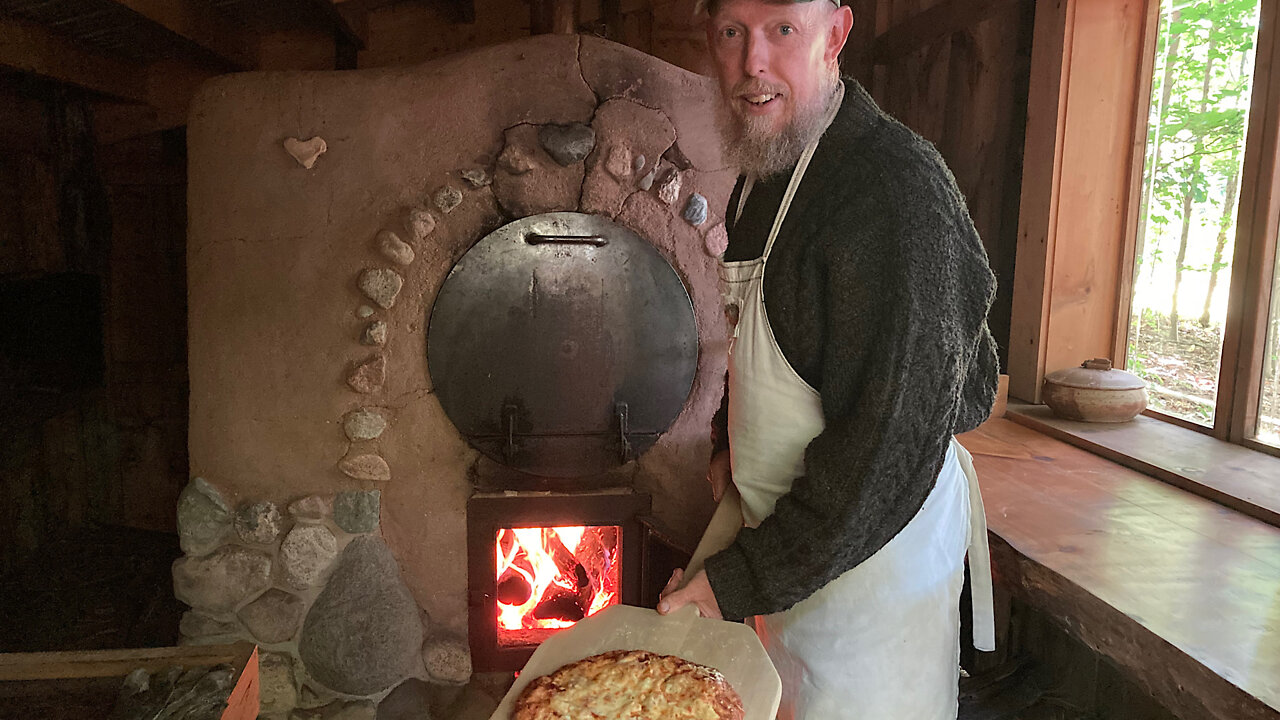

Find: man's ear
825;4;854;64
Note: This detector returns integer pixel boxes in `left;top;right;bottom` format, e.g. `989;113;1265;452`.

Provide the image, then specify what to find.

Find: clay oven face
182;34;734;700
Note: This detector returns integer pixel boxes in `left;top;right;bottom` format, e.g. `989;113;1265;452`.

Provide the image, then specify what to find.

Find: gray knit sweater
704;78;999;621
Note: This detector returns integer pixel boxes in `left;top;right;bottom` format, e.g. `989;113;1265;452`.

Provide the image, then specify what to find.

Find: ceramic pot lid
1044;358;1145;391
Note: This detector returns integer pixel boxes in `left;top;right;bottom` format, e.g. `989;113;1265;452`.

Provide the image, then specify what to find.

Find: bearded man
656;0;1000;717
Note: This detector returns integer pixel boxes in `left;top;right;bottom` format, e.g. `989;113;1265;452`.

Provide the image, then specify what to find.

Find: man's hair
699;0;842;18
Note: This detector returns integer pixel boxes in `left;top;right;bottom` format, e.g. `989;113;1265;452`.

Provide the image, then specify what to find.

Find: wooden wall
862;0;1035;368
0;76;189;574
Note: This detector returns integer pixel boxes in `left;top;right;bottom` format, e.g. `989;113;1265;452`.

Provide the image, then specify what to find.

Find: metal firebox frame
466;490;652;671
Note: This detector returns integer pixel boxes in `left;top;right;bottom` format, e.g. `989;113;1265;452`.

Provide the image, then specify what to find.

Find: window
1122;0;1280;453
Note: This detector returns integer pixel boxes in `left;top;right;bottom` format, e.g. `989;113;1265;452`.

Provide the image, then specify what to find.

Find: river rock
173;545;272;614
176;477;231;556
279;525;338;590
298;537;424;695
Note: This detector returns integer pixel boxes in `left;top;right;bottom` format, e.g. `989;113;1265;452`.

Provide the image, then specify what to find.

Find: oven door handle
524;233;609;247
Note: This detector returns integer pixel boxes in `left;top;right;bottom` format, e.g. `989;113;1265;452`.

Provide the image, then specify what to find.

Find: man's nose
743;33;768;77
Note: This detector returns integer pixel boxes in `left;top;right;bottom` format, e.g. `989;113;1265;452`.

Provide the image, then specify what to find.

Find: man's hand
656;568;723;619
707;450;732;502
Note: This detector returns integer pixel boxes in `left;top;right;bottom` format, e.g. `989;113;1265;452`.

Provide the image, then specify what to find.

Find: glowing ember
495;525;620;636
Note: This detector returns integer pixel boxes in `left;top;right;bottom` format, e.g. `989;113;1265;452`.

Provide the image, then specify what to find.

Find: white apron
713;99;995;719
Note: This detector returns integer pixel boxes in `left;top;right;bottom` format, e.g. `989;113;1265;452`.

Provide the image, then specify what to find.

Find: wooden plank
0;643;256;682
1006;402;1280;528
962;419;1280;719
1008;0;1152;402
1224;0;1280;443
0;15;148;103
105;0;259;70
870;0;1019;65
1112;0;1162;371
1008;0;1070;402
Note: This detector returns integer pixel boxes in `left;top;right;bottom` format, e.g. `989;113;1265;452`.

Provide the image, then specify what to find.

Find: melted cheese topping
515;650;740;720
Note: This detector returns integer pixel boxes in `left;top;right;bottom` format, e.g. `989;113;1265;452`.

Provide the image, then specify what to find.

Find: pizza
513;649;745;720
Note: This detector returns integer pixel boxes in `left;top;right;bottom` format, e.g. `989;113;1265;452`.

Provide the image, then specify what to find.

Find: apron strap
952;439;996;652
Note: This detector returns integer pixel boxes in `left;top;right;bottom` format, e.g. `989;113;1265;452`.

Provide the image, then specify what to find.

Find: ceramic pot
1042;358;1147;423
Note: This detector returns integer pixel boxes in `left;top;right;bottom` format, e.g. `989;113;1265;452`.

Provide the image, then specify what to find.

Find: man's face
706;0;852;138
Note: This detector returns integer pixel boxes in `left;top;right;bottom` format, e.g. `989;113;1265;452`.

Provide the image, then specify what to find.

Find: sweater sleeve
703;202;997;621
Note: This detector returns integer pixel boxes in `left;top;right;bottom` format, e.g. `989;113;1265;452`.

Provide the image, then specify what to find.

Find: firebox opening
495;525;620;648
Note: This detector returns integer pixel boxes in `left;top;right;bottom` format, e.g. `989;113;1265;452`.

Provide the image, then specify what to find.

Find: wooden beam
870;0;1021;66
303;0;367;49
104;0;259;70
0;15;147;103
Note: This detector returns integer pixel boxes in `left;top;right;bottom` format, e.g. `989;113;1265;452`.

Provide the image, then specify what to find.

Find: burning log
497;571;533;606
532;589;586;623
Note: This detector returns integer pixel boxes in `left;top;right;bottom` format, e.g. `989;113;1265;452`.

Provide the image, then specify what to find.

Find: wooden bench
958;419;1280;720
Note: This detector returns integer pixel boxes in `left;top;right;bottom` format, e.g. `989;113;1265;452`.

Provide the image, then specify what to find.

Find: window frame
1113;0;1280;456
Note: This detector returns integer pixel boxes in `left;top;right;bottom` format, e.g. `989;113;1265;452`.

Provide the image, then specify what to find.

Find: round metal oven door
427;212;698;478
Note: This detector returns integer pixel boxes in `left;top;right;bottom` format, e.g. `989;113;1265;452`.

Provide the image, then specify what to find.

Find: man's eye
722;27;738;38
779;25;793;35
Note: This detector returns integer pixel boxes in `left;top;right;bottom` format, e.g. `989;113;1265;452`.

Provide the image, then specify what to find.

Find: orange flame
495;525;620;633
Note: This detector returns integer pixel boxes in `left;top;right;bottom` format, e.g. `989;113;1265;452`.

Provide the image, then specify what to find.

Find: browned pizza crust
513;649;745;720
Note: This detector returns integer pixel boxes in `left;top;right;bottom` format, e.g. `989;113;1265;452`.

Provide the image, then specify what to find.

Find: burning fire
495;525;620;633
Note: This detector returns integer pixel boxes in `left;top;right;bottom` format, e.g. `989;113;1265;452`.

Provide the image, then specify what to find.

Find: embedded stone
638;168;656;191
358;269;403;310
683;193;708;226
377;230;415;266
260;652;298;714
705;221;729;257
604;144;632;180
284;137;327;169
334;490;380;534
173;545;272;614
461;168;491;188
423;637;472;685
346;354;386;394
289;495;332;521
433;185;463;214
179;611;239;639
298;536;425;696
343;408;387;441
538;122;596;166
498;144;536;175
338;452;391;482
408;208;436;241
356;305;375;319
234;500;283;545
361;320;387;347
657;168;682;205
633;154;646;174
279;524;338;590
176;477;231;556
239;588;305;644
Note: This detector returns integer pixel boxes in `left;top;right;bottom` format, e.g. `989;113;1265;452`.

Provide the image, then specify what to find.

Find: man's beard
717;72;841;179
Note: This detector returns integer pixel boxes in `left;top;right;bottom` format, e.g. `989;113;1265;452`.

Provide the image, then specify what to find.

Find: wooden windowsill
1005;401;1280;529
957;419;1280;720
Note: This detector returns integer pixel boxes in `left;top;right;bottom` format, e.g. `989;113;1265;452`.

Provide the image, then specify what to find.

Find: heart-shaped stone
538;123;596;166
283;137;327;169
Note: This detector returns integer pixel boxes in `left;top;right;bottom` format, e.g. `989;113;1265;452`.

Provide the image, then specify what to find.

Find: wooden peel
680;484;745;588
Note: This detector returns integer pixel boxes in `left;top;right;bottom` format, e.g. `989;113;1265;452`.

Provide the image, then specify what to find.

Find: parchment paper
489;601;780;720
